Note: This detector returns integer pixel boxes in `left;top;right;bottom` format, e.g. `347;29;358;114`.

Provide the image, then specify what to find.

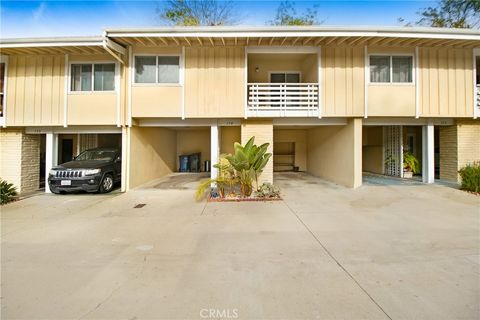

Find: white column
422;123;435;184
45;133;58;193
210;124;220;181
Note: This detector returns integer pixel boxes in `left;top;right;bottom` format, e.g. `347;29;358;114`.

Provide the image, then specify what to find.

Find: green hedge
458;162;480;193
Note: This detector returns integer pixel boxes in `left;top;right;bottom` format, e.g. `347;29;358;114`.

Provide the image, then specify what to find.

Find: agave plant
225;137;272;196
0;179;18;205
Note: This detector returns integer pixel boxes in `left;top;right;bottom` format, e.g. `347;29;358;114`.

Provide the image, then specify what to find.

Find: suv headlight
83;169;101;176
49;169;57;176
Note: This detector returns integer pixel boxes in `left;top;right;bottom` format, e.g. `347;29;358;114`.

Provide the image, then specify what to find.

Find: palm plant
195;156;239;200
225;137;272;196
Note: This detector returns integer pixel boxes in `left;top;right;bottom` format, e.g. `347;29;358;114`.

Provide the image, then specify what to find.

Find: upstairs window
71;63;115;92
370;55;413;83
135;55;180;84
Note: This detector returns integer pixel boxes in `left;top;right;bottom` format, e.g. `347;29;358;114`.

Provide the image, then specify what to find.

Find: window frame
0;55;7;120
68;61;118;94
368;53;415;85
268;71;302;83
133;53;183;87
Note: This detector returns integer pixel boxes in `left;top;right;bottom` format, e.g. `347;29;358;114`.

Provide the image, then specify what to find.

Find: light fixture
255;67;259;73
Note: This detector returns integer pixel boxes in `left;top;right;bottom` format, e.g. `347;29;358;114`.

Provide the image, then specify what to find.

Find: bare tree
399;0;480;28
157;0;237;26
269;1;322;26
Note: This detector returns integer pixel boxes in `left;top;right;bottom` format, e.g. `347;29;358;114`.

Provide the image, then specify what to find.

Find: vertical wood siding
7;55;65;126
419;48;474;117
185;47;245;118
322;47;364;117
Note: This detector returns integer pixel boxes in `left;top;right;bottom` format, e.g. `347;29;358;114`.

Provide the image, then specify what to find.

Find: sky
0;0;436;38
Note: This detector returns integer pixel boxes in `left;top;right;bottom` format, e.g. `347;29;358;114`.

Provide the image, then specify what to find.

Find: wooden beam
208;37;215;46
280;37;288;46
368;37;387;46
221;37;225;46
336;37;350;45
303;37;313;45
257;37;262;45
146;37;158;46
158;37;169;46
134;37;148;46
234;37;237;45
292;37;301;45
314;37;325;46
324;37;337;46
184;37;191;46
269;37;275;46
171;37;180;45
246;37;249;45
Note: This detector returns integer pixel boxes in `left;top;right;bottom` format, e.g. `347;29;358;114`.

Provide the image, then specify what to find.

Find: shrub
254;182;280;199
458;162;480;193
0;179;18;205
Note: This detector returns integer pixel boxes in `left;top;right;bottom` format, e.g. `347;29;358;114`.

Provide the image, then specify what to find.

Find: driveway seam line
282;200;393;320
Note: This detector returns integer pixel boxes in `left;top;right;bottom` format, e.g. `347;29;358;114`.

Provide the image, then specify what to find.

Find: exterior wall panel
67;94;117;125
419;48;474;117
241;120;273;184
322;47;364;117
6;55;65;126
185;47;245;118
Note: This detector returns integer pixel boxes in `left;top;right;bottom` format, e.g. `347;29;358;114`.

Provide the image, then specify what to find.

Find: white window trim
268;70;302;83
132;53;184;87
0;55;8;127
68;61;118;94
367;53;416;86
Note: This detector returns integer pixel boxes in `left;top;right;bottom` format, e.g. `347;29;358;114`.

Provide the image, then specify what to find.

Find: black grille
56;170;83;178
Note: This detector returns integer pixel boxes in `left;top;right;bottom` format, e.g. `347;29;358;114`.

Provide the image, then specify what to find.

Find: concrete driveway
1;172;479;319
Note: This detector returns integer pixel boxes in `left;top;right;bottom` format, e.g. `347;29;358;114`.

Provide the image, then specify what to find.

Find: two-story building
0;26;479;194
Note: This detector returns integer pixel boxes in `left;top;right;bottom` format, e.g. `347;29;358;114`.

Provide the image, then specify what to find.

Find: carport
272;118;363;188
25;126;123;193
125;120;241;190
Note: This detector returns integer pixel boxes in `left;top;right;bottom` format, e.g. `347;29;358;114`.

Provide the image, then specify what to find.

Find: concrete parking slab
1;172;479;319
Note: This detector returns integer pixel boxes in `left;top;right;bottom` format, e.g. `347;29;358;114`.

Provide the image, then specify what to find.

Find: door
61;139;73;163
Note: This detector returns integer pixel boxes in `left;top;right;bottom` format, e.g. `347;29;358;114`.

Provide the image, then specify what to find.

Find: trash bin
204;160;211;172
189;153;201;172
179;155;190;172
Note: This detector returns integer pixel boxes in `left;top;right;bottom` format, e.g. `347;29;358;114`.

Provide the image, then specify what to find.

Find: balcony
246;51;320;117
247;83;319;117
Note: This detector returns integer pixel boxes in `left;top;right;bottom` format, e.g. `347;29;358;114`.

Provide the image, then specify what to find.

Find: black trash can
189;153;201;172
179;155;190;172
204;160;211;172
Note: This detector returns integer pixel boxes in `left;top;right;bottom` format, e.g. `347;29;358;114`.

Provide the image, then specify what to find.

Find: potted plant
403;151;420;178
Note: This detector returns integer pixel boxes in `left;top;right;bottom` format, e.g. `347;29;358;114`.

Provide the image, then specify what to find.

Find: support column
45;132;58;193
211;123;220;181
422;122;434;184
121;126;129;192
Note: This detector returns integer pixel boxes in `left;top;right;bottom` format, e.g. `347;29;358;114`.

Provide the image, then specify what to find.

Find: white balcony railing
247;83;319;117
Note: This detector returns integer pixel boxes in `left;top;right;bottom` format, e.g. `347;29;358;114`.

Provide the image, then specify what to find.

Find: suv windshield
75;150;116;161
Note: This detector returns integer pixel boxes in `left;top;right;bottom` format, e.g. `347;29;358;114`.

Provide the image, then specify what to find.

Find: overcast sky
0;0;435;38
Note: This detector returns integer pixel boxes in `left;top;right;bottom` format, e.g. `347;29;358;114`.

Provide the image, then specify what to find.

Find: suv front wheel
99;174;114;193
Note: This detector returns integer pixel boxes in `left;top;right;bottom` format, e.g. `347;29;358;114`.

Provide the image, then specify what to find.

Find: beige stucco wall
273;129;307;171
176;128;211;170
6;55;65;126
185;47;245;118
128;126;177;188
322;47;364;117
67;94;117;125
307;119;362;188
362;126;384;174
368;85;416;117
131;86;182;118
419;48;474;117
220;126;241;155
241;120;273;184
0;129;40;193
